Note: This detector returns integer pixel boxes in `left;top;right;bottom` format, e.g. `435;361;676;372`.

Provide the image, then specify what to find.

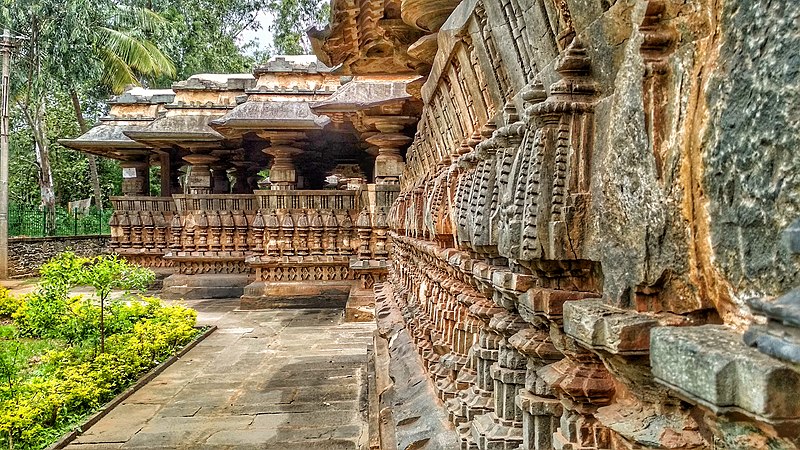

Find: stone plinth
241;255;355;309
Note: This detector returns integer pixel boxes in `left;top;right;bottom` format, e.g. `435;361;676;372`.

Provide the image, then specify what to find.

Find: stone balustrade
165;194;258;277
108;189;391;304
256;189;358;211
109;196;176;267
109;190;390;267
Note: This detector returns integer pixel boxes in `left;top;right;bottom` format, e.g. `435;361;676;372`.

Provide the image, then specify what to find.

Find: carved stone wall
380;0;800;448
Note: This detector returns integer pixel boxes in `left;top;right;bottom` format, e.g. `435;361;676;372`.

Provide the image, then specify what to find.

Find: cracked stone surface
64;299;374;450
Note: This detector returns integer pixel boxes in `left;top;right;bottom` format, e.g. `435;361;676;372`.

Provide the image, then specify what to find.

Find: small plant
76;255;155;353
0;291;23;319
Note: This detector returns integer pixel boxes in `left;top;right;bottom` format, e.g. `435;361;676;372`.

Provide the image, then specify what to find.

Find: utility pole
0;29;13;280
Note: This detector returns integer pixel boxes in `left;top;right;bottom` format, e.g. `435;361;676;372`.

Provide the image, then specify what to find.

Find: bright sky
238;11;276;56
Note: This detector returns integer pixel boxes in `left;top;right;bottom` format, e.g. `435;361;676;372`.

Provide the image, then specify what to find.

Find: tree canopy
1;0;329;212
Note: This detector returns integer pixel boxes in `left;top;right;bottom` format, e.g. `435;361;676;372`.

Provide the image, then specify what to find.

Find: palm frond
141;40;176;78
99;49;139;94
97;27;175;80
110;5;168;33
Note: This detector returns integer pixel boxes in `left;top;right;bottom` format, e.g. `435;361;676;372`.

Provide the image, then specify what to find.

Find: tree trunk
100;294;105;353
69;88;104;210
32;100;56;234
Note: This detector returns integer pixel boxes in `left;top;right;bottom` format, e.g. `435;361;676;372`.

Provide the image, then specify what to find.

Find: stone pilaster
120;157;150;196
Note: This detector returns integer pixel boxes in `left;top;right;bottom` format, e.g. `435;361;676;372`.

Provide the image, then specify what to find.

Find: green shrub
14;291;69;339
0;296;198;449
0;252;198;449
0;289;23;318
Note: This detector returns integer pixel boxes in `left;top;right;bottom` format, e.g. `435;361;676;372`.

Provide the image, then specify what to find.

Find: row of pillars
119;119;413;197
120;152;257;197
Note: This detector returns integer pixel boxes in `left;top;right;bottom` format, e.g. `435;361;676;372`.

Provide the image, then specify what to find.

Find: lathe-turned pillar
365;116;414;185
264;142;303;190
183;151;218;195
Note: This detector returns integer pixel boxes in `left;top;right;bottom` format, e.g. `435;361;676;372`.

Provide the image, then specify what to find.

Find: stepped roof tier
58;88;175;161
61;56;420;194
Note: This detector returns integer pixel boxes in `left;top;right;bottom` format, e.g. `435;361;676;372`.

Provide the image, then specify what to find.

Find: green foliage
0;253;198;449
0;290;24;319
267;0;330;55
150;0;268;79
0;298;198;449
79;255;156;303
18;253;157;353
9;91;122;208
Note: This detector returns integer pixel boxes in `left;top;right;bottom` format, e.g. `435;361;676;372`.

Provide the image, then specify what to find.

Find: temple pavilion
61;55;422;316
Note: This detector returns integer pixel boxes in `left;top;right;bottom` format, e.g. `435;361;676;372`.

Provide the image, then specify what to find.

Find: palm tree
69;4;177;209
7;0;176;221
95;5;176;94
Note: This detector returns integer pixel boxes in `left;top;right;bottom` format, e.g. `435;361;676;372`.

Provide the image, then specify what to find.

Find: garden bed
0;253;203;450
46;325;216;450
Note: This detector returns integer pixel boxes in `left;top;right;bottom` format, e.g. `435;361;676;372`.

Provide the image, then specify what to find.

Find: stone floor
63;298;375;450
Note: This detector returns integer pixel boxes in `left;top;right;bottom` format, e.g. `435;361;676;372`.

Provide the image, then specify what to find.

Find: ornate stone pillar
338;213;354;256
323;212;338;256
120;157;150;196
539;332;615;450
183;152;218;195
280;212;295;256
508;326;563;450
309;211;324;256
264;143;302;191
471;312;527;450
295;211;310;256
454;297;504;448
365;117;414;185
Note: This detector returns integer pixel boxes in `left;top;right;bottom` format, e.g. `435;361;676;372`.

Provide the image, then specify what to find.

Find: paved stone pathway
65;299;375;450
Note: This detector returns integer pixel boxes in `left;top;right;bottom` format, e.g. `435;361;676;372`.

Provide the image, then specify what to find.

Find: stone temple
62;0;800;448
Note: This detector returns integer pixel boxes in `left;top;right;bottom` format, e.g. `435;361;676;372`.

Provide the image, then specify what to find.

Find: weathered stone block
651;325;800;420
491;270;535;292
518;288;599;318
564;299;659;353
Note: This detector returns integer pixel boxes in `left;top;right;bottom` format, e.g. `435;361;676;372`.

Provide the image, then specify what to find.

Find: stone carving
66;0;800;446
360;0;800;447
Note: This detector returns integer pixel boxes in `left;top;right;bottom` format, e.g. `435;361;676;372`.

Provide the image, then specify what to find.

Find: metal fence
9;205;112;237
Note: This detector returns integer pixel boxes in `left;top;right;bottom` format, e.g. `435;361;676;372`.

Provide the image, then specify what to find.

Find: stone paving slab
65;299;374;450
